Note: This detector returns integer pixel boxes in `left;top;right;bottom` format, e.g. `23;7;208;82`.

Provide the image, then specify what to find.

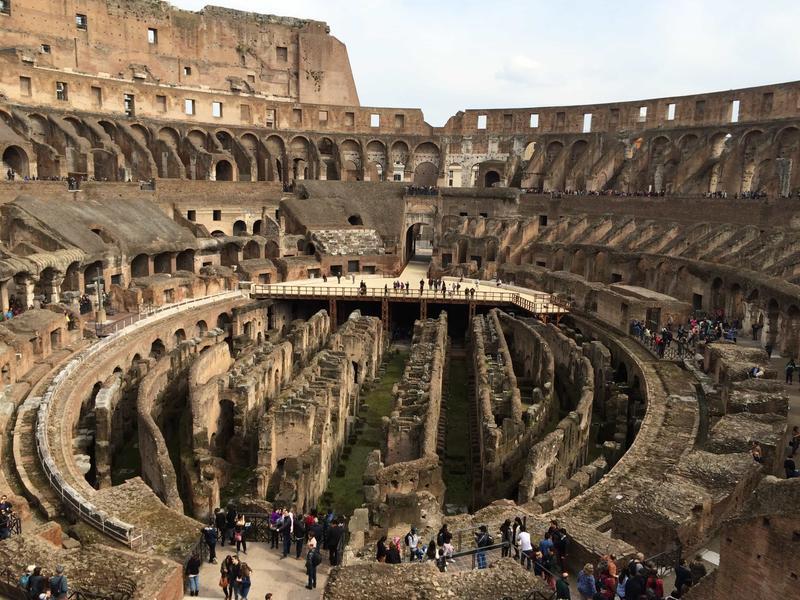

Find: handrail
35;291;244;548
0;565;136;600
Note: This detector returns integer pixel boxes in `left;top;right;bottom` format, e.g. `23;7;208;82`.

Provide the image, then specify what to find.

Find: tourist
269;508;281;549
376;535;388;562
404;526;422;561
308;516;323;545
786;358;796;384
305;540;321;590
539;531;554;560
624;568;646;599
293;513;307;559
517;525;533;570
688;555;707;584
425;538;437;561
26;566;47;599
226;505;238;545
185;552;201;596
237;563;252;599
784;456;799;478
555;573;571;599
228;556;242;600
555;527;569;570
500;519;513;557
645;565;665;599
48;566;67;600
751;441;764;463
280;508;293;558
234;513;248;554
215;508;228;547
576;564;596;600
617;571;628;598
220;556;234;600
597;567;616;599
674;557;692;593
326;519;344;566
474;525;492;569
790;425;800;457
203;523;218;563
436;547;448;572
19;565;33;590
386;536;402;564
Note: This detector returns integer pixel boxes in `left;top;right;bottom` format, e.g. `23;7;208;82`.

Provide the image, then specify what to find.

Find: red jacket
600;575;616;598
646;576;664;598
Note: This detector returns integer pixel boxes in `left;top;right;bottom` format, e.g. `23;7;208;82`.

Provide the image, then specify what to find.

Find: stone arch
413;162;438;186
153;252;172;274
129;123;150;145
221;242;239;266
571;249;587;277
265;135;286;182
131;254;150;278
215;129;235;151
215;160;233;181
783;304;800;357
157;127;181;146
196;320;208;336
365;140;387;182
348;214;363;226
484;170;501;188
176;249;195;272
767;297;780;346
188;129;207;150
265;240;280;259
2;145;29;177
149;338;166;359
233;220;248;236
174;328;186;345
243;240;260;259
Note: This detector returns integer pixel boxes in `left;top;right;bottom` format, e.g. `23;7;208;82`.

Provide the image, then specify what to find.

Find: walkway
187;541;331;600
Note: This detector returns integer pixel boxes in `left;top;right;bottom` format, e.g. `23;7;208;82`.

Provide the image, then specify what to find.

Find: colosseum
0;1;797;599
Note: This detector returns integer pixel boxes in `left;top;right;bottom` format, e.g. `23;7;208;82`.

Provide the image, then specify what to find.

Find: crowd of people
0;295;26;321
16;564;69;599
190;504;346;597
520;188;798;200
629;313;740;359
405;185;439;196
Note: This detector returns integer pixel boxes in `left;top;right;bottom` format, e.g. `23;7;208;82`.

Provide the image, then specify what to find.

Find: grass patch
324;349;409;517
443;355;471;507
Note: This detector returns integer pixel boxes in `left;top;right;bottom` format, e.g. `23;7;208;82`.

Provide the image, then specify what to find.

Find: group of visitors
190;504;345;596
0;494;16;540
375;523;459;570
519;188;794;200
405;185;439;196
629;313;740;359
570;552;708;600
783;426;800;478
17;564;69;599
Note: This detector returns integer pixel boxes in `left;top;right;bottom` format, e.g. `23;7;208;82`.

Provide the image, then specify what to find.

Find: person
265;595;272;600
220;556;234;600
305;540;321;590
376;535;388;562
791;425;800;457
326;519;344;566
474;525;492;569
688;555;707;585
425;538;437;561
556;573;571;599
517;525;533;570
749;365;765;379
48;565;68;600
539;531;554;560
645;566;665;599
576;564;596;600
386;536;402;564
624;569;646;600
784;456;799;478
27;566;47;599
404;526;422;561
226;505;237;546
293;513;306;559
436;547;448;572
500;519;513;557
228;555;241;600
186;553;201;596
751;441;764;464
674;558;692;592
617;572;628;599
511;517;524;559
598;569;616;599
203;523;218;563
234;514;248;554
215;508;228;547
786;358;796;384
280;509;293;558
238;563;252;600
19;565;34;590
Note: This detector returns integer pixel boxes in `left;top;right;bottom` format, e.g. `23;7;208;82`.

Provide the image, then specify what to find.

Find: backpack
312;549;322;566
50;576;66;595
18;574;29;589
436;531;445;546
404;533;412;547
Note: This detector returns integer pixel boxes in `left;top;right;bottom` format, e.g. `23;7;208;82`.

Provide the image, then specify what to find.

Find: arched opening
2;145;30;177
174;328;186;345
767;298;780;347
404;223;429;262
783;305;800;358
211;230;225;237
221;242;239;266
305;243;316;256
233;220;247;236
153;252;172;274
342;160;359;181
710;277;724;314
413;162;438;186
131;254;150;278
215;160;233;181
265;241;280;259
348;214;363;226
149;338;166;359
243;240;260;259
253;220;264;235
484;170;501;188
196;320;208;336
216;313;232;343
176;250;195;272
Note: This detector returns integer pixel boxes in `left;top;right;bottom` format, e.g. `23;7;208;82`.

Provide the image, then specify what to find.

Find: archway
149;338;166;359
153;252;172;274
215;160;233;181
173;328;186;345
253;220;264;235
413;162;438;186
243;240;260;259
484;170;501;188
233;220;247;236
131;254;150;278
348;214;363;226
176;250;195;272
2;146;29;177
196;320;208;336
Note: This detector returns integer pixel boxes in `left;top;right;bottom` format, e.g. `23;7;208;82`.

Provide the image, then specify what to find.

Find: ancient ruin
0;1;797;599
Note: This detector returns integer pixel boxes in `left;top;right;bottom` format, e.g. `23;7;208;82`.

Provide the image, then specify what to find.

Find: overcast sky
172;0;800;126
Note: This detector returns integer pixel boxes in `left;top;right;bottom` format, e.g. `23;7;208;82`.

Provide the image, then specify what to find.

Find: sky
172;0;800;126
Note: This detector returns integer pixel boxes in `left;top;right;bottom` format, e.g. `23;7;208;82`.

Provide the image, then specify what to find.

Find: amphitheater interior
0;1;797;599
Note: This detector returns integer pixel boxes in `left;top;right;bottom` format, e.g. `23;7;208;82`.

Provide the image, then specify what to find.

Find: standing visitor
185;553;201;597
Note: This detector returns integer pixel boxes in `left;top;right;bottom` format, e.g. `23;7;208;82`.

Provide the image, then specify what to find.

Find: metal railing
250;283;563;314
0;566;135;600
1;513;22;536
35;291;244;548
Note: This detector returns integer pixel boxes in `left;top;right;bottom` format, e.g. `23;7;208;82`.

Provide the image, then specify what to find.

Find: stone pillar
14;274;35;310
45;274;64;306
0;280;9;314
147;256;155;276
169;253;177;274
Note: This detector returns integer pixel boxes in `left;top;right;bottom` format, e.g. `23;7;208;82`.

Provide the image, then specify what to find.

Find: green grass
324;349;409;517
443;355;472;507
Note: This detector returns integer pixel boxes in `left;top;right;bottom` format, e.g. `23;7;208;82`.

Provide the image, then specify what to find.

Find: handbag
219;575;228;588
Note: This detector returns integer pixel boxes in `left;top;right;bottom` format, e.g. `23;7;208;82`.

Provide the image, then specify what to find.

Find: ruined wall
384;313;448;464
